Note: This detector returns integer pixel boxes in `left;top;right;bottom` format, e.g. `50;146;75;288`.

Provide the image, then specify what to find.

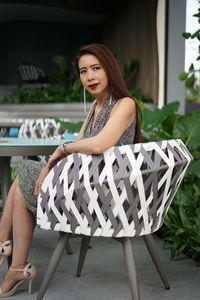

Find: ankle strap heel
0;240;12;268
10;262;36;279
10;262;36;294
0;262;36;297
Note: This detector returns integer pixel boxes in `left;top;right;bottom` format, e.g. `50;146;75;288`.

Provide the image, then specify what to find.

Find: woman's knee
13;186;27;208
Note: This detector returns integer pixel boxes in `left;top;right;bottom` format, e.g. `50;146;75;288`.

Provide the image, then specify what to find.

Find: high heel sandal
0;262;36;297
0;240;12;267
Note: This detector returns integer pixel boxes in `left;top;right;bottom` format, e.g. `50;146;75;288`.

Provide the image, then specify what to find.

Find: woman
0;43;141;297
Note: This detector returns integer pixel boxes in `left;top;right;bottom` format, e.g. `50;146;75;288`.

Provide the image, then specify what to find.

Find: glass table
0;137;65;207
0;120;22;137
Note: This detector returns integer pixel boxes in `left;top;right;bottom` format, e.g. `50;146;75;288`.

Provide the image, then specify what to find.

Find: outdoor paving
0;227;199;300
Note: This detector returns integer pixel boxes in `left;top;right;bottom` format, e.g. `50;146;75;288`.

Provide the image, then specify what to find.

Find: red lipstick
88;83;98;90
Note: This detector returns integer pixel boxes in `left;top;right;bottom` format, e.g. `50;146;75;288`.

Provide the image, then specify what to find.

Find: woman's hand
34;165;50;198
47;145;66;170
34;145;66;198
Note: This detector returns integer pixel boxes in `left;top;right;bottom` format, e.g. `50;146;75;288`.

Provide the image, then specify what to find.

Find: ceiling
0;0;116;14
0;1;111;24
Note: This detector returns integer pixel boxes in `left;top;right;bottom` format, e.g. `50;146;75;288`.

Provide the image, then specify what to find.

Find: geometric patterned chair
18;118;65;139
36;139;192;300
18;118;65;163
18;117;73;254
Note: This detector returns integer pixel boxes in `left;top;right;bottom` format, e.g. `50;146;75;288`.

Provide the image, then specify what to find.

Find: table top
0;119;22;128
0;122;22;128
0;137;64;156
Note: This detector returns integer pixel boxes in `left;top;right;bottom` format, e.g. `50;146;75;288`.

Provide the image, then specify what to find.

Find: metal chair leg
65;233;73;255
122;237;140;300
76;235;91;277
65;237;73;255
36;232;68;300
143;234;170;289
58;232;73;255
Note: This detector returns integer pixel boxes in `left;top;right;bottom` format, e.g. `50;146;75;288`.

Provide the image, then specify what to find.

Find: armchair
36;139;192;300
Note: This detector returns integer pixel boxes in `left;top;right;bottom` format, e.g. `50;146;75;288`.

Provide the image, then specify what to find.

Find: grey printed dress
17;98;136;216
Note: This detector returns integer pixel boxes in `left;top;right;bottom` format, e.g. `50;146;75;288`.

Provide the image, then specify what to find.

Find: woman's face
78;54;109;97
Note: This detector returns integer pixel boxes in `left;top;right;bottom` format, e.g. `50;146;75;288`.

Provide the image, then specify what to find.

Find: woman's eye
93;66;100;71
80;69;86;75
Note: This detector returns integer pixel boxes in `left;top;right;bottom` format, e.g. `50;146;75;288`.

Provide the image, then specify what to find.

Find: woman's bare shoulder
115;97;136;111
118;96;136;104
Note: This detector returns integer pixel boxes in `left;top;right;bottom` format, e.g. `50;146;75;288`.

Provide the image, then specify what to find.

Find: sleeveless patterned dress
17;98;136;216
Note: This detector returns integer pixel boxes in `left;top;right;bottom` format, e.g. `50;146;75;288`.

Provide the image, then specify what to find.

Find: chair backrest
37;139;192;238
18;63;47;82
18;118;64;139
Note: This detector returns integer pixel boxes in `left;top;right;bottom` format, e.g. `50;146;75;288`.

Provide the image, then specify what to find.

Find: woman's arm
34;98;135;197
59;97;136;155
43;100;96;170
47;97;135;169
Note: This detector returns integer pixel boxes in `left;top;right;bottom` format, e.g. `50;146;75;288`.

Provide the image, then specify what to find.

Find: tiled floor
0;228;199;300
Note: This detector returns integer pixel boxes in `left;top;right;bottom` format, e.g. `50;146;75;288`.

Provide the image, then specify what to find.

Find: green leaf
142;102;180;132
189;63;195;71
182;32;191;39
191;29;200;39
52;55;67;73
190;234;200;244
185;87;198;103
179;206;192;229
175;228;185;235
72;80;81;92
129;89;153;104
187;160;200;177
185;75;195;88
193;12;200;18
53;118;83;133
123;59;139;79
162;114;180;136
178;244;187;254
11;167;17;181
194;214;200;230
165;207;182;226
171;243;179;259
173;109;200;149
179;72;188;80
191;246;200;252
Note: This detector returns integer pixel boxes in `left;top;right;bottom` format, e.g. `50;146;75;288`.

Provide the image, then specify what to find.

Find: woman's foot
0;262;36;297
0;240;12;267
0;267;24;294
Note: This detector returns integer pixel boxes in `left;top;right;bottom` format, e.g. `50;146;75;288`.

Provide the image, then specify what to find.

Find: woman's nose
87;70;94;81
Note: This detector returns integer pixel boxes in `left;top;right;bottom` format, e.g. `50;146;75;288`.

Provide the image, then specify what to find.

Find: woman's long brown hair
73;43;142;143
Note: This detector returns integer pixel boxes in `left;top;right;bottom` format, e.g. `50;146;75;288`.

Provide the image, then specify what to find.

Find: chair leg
36;232;68;300
66;233;73;255
65;238;73;255
122;237;140;300
58;232;73;255
143;234;170;289
76;235;91;277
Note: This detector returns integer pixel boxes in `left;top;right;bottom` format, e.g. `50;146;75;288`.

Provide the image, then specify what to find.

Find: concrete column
165;0;186;114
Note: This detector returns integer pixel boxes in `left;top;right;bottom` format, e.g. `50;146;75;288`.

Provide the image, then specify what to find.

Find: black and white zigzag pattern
18;63;46;81
19;118;64;139
37;139;192;237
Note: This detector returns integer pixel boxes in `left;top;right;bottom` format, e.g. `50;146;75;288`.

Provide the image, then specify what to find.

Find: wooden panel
102;0;159;103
